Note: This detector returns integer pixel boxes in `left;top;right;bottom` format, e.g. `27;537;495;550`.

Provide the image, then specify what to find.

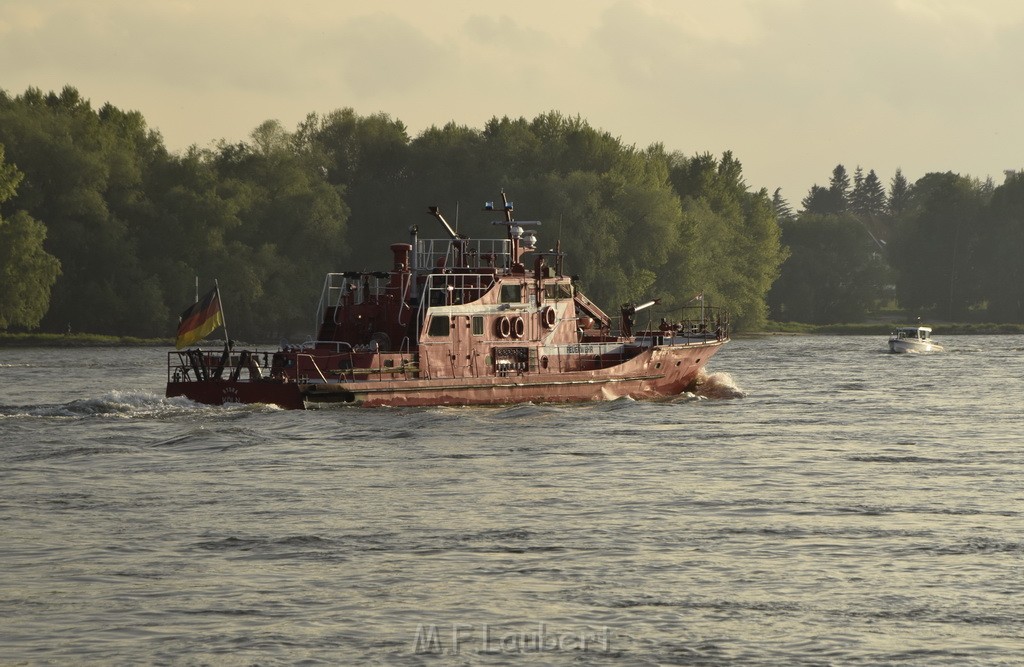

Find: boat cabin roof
893;326;932;338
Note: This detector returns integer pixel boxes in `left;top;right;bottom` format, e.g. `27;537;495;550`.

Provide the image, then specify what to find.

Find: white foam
697;371;747;399
1;389;237;420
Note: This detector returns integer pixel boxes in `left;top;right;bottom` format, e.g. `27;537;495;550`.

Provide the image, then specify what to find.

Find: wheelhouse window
428;315;451;337
543;282;573;300
500;284;522;303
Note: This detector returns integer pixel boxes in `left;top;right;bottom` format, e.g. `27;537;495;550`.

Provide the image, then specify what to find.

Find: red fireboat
166;192;729;409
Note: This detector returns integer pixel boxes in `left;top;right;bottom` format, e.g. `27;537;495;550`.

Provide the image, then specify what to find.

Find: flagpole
215;279;230;347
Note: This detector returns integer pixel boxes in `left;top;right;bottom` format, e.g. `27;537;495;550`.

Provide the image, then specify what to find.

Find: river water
1;335;1023;665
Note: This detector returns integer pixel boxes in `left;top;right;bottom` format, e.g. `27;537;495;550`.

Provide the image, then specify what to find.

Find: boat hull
888;339;943;354
166;377;306;409
166;341;725;409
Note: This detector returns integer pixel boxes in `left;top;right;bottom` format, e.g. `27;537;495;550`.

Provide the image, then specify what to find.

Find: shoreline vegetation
0;333;171;347
756;322;1024;335
3;321;1024;347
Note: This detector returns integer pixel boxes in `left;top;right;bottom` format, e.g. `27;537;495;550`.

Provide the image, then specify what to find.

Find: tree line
769;164;1024;324
2;85;1021;341
0;85;785;339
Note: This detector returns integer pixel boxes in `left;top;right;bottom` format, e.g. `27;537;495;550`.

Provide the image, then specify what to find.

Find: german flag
175;287;224;349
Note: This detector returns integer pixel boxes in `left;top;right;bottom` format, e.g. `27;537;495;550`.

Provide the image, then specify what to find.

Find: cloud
323;12;453;98
2;0;1023;199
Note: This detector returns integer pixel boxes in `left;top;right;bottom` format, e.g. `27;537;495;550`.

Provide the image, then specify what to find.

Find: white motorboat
888;325;944;353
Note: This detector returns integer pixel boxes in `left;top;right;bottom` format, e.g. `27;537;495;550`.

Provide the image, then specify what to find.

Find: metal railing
413;238;511;272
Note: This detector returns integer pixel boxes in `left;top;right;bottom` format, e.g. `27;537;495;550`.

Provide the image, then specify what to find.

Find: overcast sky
3;0;1022;203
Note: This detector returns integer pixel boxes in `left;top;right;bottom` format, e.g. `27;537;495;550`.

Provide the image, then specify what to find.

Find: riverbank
763;321;1024;335
0;333;169;347
3;321;1024;347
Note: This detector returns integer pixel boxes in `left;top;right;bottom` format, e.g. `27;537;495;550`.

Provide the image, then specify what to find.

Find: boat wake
0;389;276;420
696;371;746;399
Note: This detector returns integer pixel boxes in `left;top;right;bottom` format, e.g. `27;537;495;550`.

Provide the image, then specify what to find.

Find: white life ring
542;306;556;328
512;316;525;338
498;316;511;338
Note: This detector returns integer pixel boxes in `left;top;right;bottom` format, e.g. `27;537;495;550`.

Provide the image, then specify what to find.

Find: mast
215;279;230;346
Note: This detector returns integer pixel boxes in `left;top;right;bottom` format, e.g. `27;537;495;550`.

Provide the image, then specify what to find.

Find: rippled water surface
2;335;1024;665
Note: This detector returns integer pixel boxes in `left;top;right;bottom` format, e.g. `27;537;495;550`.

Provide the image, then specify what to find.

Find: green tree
978;171;1024;321
140;145;249;333
0;145;61;329
801;185;836;215
668;151;787;329
0;86;171;335
297;109;411;266
768;213;888;323
829;164;851;211
851;167;886;217
887;168;912;217
863;170;887;217
210;120;350;338
530;170;630;309
850;166;867;215
772;187;795;221
801;164;851;215
492;124;686;314
888;172;985;319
